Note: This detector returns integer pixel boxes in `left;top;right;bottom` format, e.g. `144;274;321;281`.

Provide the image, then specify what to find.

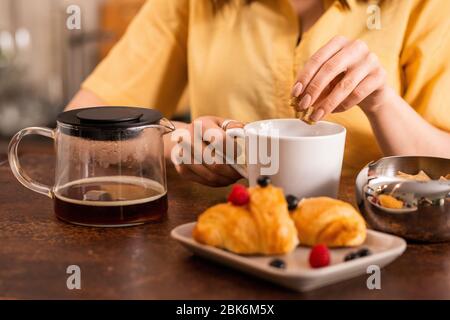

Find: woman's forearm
365;86;450;158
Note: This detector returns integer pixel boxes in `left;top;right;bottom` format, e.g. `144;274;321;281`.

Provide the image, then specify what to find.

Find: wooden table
1;141;450;300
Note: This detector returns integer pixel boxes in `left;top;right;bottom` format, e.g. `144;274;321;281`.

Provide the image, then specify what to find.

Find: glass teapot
8;107;175;227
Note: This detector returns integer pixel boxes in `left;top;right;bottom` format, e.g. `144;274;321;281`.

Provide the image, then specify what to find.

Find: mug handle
224;128;248;179
8;127;55;198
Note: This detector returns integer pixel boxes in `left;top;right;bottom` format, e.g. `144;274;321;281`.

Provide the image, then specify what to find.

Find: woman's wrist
361;85;396;119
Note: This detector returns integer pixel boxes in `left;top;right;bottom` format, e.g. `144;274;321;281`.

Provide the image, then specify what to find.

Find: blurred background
0;0;188;148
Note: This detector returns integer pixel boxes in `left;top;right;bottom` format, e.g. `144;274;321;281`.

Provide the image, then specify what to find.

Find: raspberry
227;184;250;206
309;244;330;268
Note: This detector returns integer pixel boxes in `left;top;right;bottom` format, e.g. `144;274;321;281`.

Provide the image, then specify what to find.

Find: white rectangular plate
171;222;407;292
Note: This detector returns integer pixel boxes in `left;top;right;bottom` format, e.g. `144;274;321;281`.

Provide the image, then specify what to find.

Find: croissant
291;197;366;247
193;185;299;255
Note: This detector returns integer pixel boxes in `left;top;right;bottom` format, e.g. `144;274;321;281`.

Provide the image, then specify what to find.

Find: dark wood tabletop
1;140;450;300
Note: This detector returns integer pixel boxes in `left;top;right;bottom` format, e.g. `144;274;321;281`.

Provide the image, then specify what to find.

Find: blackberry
286;195;299;211
257;176;271;187
356;248;372;257
269;259;286;269
344;252;358;262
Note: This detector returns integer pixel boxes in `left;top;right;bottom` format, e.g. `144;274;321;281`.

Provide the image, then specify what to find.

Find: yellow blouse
82;0;450;177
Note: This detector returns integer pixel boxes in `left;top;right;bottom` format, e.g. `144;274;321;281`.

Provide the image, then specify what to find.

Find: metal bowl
355;156;450;242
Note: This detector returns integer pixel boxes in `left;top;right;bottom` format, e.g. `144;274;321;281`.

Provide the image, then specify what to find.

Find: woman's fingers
312;73;345;107
175;164;221;187
175;158;238;187
205;161;242;180
291;35;389;120
201;140;243;180
311;52;380;120
299;39;371;112
174;116;244;187
192;118;243;180
338;68;387;112
292;35;350;100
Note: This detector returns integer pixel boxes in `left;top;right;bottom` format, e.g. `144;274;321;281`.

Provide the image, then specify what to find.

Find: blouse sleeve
400;0;450;132
82;0;189;118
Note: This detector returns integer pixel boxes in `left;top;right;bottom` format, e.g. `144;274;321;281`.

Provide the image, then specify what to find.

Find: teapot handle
8;127;55;198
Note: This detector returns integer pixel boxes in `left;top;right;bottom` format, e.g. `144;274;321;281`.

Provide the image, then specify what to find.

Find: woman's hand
290;35;450;159
291;35;388;121
167;116;244;187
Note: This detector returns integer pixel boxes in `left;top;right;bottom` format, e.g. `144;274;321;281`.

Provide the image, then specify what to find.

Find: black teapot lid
57;107;163;140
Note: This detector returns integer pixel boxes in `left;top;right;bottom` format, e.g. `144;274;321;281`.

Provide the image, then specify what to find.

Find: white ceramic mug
225;119;346;199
